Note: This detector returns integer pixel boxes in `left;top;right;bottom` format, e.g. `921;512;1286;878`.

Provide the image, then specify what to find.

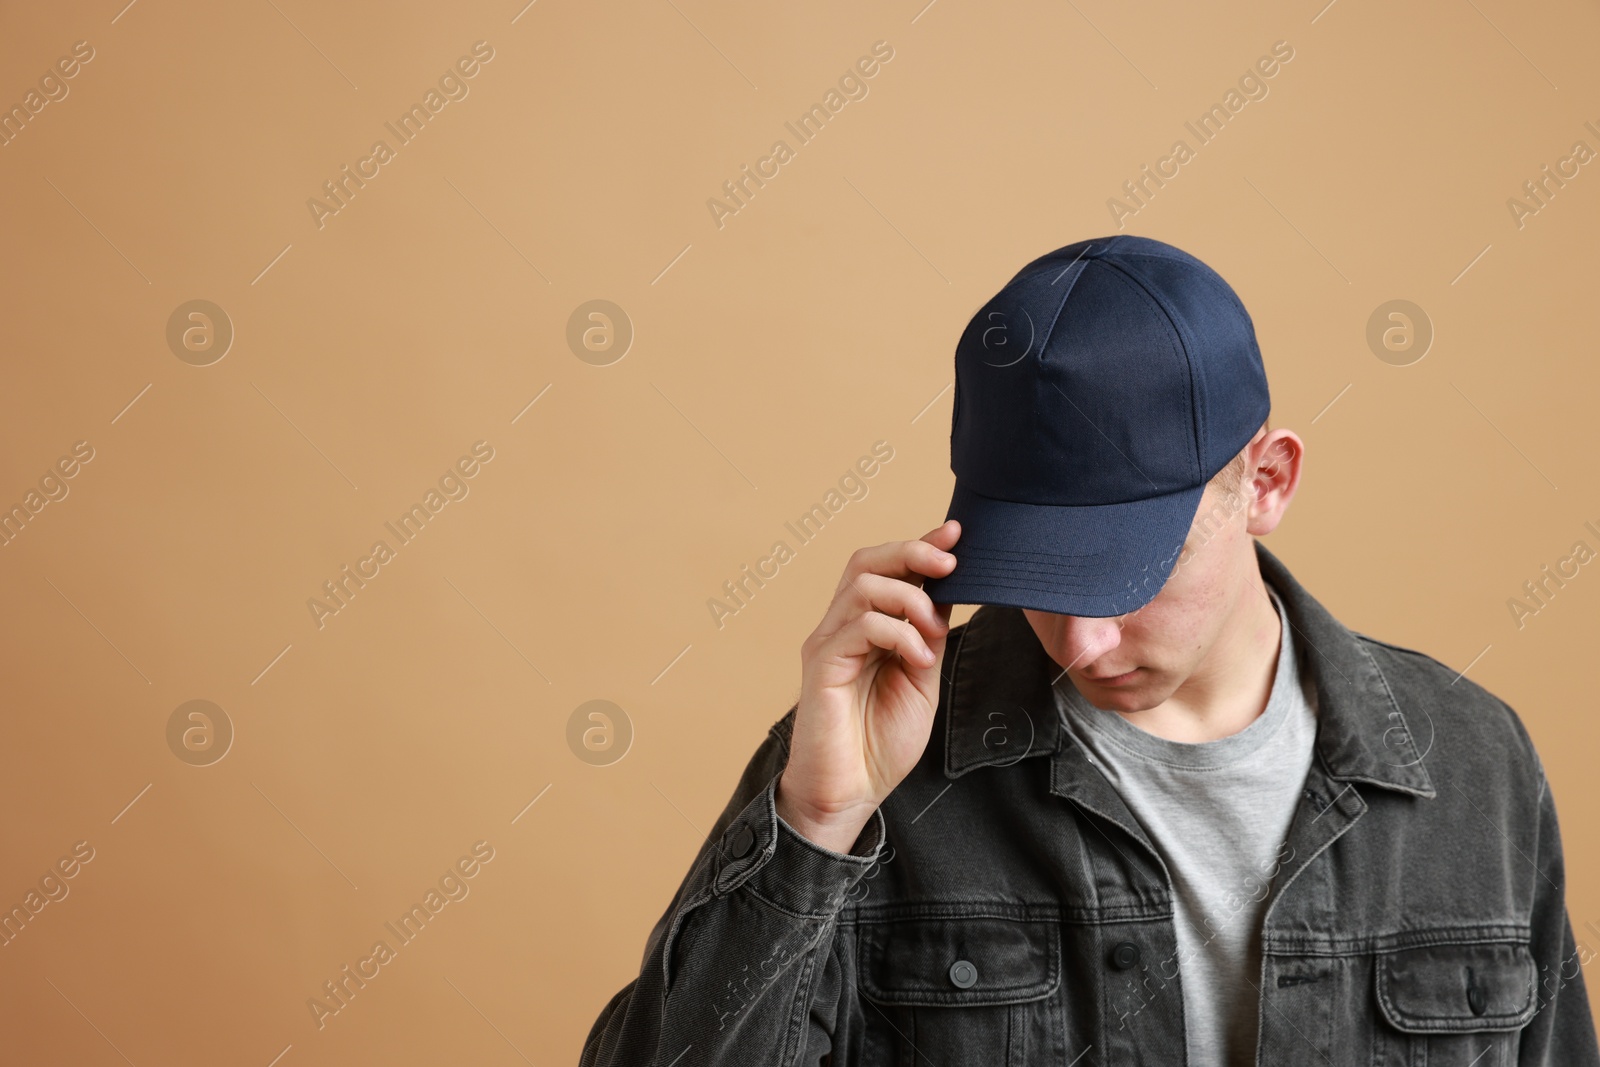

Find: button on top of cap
948;960;978;988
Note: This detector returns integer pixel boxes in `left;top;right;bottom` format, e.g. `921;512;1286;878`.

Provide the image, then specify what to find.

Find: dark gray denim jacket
581;540;1599;1065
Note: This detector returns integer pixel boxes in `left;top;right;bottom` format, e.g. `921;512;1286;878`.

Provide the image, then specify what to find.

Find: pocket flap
1375;942;1538;1032
858;916;1060;1006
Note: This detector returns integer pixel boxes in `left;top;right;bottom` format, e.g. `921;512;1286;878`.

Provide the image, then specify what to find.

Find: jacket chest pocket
856;915;1064;1067
1373;942;1538;1067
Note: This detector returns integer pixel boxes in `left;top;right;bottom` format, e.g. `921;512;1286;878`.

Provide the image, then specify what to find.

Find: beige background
1;0;1597;1062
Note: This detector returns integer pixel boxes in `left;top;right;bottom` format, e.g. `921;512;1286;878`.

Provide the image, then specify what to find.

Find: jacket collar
941;539;1437;799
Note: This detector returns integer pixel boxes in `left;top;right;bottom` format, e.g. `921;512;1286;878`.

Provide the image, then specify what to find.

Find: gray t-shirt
1052;585;1317;1067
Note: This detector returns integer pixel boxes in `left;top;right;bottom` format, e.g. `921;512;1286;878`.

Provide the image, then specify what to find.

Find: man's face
1022;476;1259;713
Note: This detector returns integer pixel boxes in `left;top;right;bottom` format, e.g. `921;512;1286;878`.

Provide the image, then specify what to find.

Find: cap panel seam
1181;268;1257;475
1091;258;1203;484
1026;257;1096;473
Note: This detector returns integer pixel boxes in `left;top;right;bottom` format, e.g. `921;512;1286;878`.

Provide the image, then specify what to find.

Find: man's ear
1245;429;1303;536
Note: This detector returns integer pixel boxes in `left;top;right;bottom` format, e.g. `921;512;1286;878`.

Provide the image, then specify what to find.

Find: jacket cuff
707;772;886;918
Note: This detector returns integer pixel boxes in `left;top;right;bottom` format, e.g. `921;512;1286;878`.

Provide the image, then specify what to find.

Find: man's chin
1075;674;1165;713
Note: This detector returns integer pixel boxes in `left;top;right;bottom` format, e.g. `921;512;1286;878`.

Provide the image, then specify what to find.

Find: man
580;235;1598;1065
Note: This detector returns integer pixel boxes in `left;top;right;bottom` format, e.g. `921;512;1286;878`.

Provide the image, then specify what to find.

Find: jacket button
1110;941;1141;970
949;960;978;988
1467;983;1487;1015
728;824;756;859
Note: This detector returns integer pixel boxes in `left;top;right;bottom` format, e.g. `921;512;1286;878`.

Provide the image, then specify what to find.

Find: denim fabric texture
580;540;1600;1066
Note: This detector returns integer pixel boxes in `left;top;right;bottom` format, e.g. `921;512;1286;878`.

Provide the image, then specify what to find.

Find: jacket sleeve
579;705;886;1067
1518;751;1600;1065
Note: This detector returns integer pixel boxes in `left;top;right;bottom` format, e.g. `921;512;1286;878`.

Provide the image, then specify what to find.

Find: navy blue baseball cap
920;235;1271;618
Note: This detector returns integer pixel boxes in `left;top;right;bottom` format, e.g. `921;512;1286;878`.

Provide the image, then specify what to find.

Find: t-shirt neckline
1054;585;1296;772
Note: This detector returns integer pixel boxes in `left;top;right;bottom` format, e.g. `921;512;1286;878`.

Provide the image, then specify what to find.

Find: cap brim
920;480;1206;617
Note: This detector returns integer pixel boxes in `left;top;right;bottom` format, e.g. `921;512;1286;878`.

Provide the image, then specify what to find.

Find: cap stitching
1095;257;1205;485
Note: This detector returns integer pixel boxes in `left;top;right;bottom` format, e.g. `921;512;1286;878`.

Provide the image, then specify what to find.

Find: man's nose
1054;614;1124;669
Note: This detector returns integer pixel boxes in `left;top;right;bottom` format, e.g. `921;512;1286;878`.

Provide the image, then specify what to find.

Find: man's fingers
837;532;957;595
809;523;959;646
920;519;960;551
823;610;935;669
821;570;947;646
859;572;948;636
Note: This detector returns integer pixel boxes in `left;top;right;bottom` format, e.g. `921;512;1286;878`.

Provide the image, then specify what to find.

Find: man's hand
775;520;960;853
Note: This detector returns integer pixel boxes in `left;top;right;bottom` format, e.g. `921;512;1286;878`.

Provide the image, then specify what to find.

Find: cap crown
950;235;1271;506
